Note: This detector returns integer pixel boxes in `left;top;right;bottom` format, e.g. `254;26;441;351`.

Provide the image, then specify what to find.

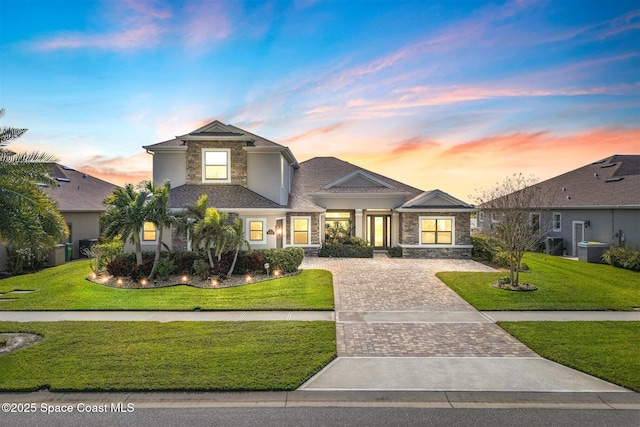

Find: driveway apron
299;255;628;392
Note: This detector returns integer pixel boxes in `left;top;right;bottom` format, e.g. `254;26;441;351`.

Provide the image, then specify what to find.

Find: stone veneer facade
186;140;248;186
399;211;472;259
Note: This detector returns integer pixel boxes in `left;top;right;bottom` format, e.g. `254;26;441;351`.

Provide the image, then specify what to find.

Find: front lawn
0;261;334;311
0;321;336;391
499;321;640;392
437;253;640;311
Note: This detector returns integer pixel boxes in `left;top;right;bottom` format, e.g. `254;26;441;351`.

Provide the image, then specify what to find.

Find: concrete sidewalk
0;310;637;323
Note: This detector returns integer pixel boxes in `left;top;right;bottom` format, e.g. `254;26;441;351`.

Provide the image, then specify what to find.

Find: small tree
101;183;150;266
144;181;173;280
476;173;555;289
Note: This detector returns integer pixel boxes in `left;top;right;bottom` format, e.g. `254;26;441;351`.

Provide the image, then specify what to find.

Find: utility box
48;244;66;267
545;237;564;256
577;242;609;263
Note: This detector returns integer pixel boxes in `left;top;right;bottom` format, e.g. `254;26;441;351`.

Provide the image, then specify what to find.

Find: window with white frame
478;211;484;222
420;217;453;245
247;218;266;244
202;149;230;182
553;212;562;232
491;212;498;223
142;222;157;242
292;217;310;245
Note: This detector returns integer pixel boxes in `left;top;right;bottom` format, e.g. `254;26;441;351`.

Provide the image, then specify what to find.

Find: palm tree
101;183;150;266
144;181;173;280
226;217;249;279
0;109;68;259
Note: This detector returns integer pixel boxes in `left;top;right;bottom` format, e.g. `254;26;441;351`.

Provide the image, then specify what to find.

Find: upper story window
142;222;157;242
420;217;453;245
202;149;230;182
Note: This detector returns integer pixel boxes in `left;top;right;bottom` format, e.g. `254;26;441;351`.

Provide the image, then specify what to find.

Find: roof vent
55;177;70;183
591;159;606;165
601;163;617;169
593;173;599;179
561;187;566;191
36;183;49;187
62;166;76;171
566;196;571;200
605;177;624;183
83;174;87;179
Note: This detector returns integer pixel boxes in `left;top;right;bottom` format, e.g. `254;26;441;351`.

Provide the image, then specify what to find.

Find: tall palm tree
144;181;173;280
101;183;150;266
225;217;249;279
0;109;68;258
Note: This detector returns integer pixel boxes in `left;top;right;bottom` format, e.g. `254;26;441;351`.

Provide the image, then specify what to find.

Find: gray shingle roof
41;164;118;212
169;184;285;210
482;155;640;209
292;157;423;198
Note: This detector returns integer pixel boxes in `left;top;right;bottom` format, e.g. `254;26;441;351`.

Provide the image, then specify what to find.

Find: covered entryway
366;213;390;249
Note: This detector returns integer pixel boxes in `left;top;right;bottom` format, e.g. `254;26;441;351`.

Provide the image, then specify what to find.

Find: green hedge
318;243;373;258
602;246;640;272
260;248;304;273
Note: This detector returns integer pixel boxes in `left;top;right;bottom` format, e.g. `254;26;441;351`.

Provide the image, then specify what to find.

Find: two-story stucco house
142;120;474;258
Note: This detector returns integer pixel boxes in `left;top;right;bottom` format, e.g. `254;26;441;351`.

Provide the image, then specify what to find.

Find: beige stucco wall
247;152;286;205
64;212;102;259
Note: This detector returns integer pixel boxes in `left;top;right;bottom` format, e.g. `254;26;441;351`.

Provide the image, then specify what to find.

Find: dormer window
202;149;230;182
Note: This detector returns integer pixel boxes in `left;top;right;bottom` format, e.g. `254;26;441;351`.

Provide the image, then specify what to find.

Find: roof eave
396;207;476;213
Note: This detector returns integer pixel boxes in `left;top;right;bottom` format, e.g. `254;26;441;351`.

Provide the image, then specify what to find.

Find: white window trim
142;222;158;243
202;148;231;183
491;212;499;223
553;212;562;232
478;211;484;223
246;218;267;245
419;216;455;246
291;216;311;246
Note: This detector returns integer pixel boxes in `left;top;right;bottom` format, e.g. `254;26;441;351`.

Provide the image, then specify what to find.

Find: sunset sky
1;0;639;201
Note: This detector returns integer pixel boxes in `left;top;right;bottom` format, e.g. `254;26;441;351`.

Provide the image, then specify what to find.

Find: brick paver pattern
302;256;536;358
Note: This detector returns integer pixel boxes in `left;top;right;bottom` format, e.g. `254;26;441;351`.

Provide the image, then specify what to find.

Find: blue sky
1;0;638;199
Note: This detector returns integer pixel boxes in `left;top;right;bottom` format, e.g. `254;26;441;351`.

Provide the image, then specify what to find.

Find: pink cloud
389;137;440;155
182;1;233;46
283;123;345;144
76;151;152;186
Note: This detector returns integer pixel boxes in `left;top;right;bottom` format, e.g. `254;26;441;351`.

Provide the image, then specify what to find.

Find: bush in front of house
169;251;200;275
388;246;402;258
105;257;136;277
260;248;304;273
318;242;373;258
602;246;640;272
471;234;498;261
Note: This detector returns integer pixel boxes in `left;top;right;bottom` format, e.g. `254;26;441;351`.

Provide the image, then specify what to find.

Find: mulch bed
87;270;301;289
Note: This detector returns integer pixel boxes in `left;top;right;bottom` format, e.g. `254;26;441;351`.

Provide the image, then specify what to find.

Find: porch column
355;209;364;239
391;211;400;246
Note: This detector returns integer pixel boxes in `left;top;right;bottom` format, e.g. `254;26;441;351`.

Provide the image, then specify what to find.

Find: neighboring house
477;155;640;256
143;120;474;258
0;164;118;269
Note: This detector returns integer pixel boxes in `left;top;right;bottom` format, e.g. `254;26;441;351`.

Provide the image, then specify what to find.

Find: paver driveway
300;255;628;392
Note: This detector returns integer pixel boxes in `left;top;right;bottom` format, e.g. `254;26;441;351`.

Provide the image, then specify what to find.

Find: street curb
1;390;638;410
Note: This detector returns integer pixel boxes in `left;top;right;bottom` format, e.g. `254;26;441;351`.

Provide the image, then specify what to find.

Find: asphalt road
2;407;639;427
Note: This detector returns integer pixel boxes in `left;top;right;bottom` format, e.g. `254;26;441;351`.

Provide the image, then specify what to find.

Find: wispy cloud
388;136;440;155
30;0;171;51
181;1;233;47
283;123;345;144
77;151;152;186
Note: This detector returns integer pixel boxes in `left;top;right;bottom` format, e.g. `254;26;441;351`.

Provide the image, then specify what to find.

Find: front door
367;215;390;249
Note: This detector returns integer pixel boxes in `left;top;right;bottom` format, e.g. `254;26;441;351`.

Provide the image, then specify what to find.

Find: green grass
499;321;640;392
437;253;640;311
0;261;334;311
0;321;336;391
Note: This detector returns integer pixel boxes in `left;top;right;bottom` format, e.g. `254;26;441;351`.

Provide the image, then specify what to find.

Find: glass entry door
367;215;390;249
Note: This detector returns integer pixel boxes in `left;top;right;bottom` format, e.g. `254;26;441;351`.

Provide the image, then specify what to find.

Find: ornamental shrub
602;246;640;272
155;257;177;280
388;246;402;258
130;257;154;281
260;248;304;273
192;259;211;280
106;257;135;277
471;234;498;261
318;243;373;258
169;251;200;275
